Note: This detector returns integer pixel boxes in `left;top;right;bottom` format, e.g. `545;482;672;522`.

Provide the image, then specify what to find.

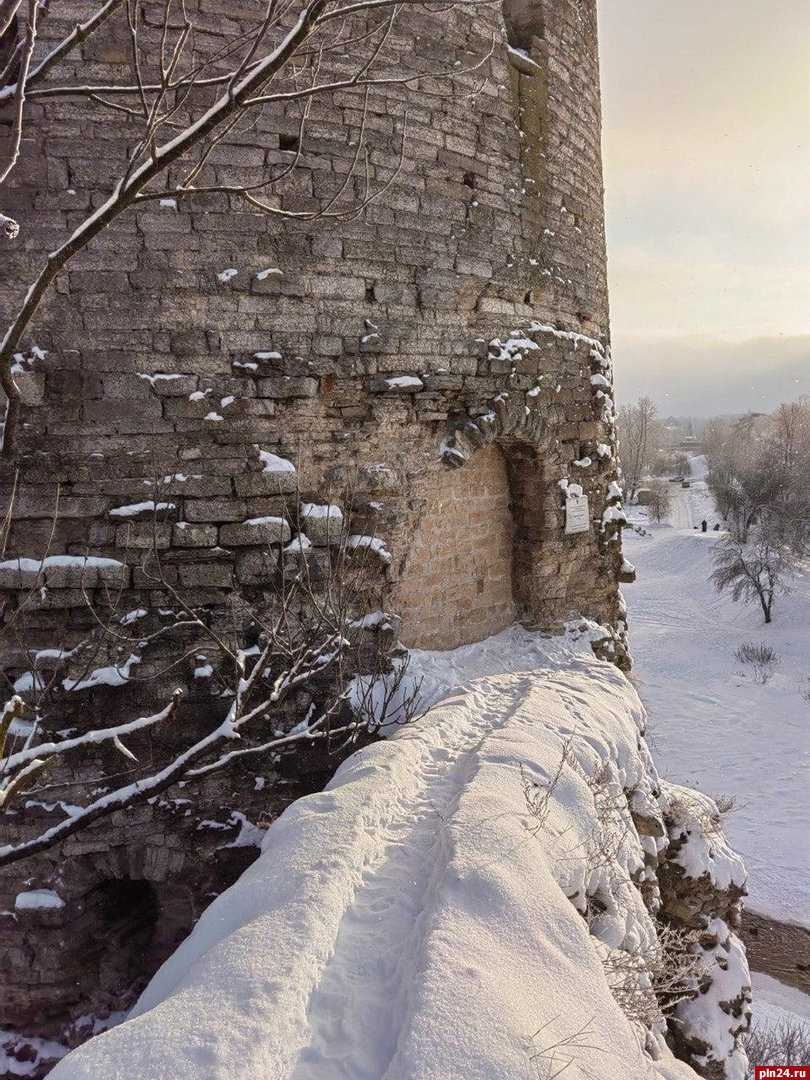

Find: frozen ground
624;460;810;927
51;646;710;1080
753;972;810;1028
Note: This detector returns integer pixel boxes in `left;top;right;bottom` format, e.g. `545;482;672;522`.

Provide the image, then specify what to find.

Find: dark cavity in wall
501;0;545;51
80;880;160;1001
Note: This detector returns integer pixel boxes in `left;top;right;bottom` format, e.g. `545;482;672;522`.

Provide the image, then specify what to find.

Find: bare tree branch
22;0;127;90
0;0;38;187
0;0;22;42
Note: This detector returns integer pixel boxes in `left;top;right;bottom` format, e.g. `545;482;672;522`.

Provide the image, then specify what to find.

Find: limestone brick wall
396;444;516;650
0;0;632;1065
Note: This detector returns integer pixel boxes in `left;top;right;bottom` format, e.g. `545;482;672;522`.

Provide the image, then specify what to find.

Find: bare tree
704;399;810;551
769;399;809;469
645;479;672;524
0;0;491;455
700;416;731;481
671;453;691;478
710;526;797;625
617;396;660;503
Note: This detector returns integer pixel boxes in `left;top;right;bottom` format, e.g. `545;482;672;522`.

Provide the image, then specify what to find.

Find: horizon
597;0;810;415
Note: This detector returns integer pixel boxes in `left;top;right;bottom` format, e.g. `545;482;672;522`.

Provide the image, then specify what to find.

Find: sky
597;0;810;416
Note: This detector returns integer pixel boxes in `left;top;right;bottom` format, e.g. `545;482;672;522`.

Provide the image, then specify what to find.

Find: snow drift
51;649;748;1080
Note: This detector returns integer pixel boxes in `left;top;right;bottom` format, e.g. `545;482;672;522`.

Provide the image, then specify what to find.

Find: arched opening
65;875;198;1022
395;444;518;650
82;879;160;1001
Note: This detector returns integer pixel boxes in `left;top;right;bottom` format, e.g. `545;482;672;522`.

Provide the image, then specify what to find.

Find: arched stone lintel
439;393;554;472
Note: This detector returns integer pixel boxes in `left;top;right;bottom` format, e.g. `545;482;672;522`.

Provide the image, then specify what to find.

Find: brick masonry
0;0;633;1063
396;444;517;650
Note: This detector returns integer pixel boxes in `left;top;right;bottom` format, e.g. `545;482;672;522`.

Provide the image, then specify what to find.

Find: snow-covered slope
51;652;721;1080
624;485;810;926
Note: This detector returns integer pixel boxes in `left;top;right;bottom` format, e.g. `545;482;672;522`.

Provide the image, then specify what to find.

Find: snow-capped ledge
50;645;747;1080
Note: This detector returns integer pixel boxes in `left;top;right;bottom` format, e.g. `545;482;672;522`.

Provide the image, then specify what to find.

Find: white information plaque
565;495;590;535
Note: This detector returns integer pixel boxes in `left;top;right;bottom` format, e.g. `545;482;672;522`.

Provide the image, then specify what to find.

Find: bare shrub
582;765;632;877
713;793;742;818
530;1016;602;1079
601;922;710;1029
667;789;724;839
745;1016;810;1077
521;736;575;829
733;642;780;684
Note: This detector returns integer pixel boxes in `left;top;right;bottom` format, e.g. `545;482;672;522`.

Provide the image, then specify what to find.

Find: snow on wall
50;654;744;1080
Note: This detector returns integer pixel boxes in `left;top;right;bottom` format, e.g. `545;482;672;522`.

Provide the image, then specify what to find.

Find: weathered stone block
184;499;247;523
299;504;344;546
234;548;279;586
177;563;233;588
369;375;424;394
108;501;178;523
173;523;219;547
219;517;291;546
256;377;318;399
234;472;296;497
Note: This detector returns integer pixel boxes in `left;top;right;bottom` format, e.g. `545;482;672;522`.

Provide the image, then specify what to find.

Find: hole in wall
81;879;160;1000
462;171;476;189
502;0;544;52
94;879;159;952
524;290;534;304
365;285;375;303
279;133;299;152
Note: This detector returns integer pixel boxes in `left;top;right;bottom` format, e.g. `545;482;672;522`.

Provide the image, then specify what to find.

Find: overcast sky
597;0;810;416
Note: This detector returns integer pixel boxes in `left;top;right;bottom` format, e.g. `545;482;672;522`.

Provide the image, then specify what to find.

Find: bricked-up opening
395;444;517;650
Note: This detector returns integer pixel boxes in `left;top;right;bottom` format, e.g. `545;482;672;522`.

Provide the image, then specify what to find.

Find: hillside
623;472;810;927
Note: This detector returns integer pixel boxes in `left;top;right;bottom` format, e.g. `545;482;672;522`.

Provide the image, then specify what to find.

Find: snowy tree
0;0;489;455
705;400;810;552
617;396;661;502
671;453;691;478
645;479;672;524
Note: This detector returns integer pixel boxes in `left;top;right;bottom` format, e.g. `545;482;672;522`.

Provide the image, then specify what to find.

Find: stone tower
0;0;630;1067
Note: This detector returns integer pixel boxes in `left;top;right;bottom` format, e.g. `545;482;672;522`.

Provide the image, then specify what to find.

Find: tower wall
0;0;629;1062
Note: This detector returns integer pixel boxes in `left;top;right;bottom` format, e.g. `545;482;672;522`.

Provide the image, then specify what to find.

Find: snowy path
624;481;810;927
668;486;692;531
288;680;525;1080
51;659;697;1080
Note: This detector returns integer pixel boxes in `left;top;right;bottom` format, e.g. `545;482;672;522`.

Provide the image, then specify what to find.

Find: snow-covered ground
753;972;810;1029
37;456;810;1078
623;461;810;927
52;643;720;1080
